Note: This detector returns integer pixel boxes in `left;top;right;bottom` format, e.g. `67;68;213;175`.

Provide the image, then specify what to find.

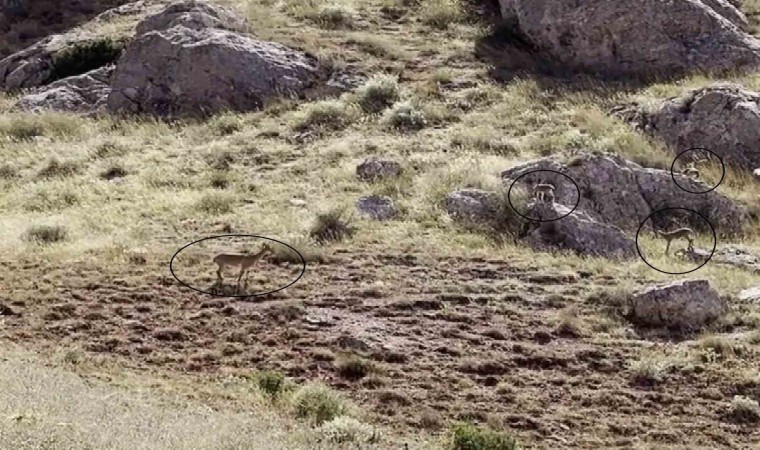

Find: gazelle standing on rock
213;243;273;286
532;183;556;204
680;158;709;180
656;227;695;256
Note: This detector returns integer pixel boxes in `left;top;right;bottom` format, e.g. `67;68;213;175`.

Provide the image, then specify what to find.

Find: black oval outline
506;169;581;222
169;234;306;298
670;148;726;194
635;207;717;275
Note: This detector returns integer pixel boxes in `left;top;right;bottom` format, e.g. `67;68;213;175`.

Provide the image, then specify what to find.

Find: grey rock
630;279;727;329
14;65;113;114
135;0;248;35
0;32;105;91
501;152;747;235
498;0;760;78
356;195;398;221
754;168;760;181
619;85;760;170
107;25;320;117
523;203;638;260
686;245;760;273
444;189;506;228
356;158;402;181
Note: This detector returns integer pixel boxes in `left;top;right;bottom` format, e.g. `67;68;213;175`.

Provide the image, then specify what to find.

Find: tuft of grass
208;171;231;189
37;157;81;178
0;163;18;179
449;423;519;450
291;382;353;425
268;238;326;264
728;395;760;424
627;348;693;384
419;0;465;29
310;4;356;29
255;370;288;397
355;75;400;114
196;192;236;215
50;37;124;81
310;209;356;244
296;100;359;132
22;224;69;245
315;416;377;444
335;355;378;381
383;100;428;131
0;113;81;141
100;164;128;180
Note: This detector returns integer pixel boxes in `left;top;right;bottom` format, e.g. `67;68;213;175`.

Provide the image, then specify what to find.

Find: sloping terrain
1;0;760;449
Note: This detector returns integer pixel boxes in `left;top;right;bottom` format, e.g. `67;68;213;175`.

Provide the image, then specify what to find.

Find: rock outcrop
134;0;248;35
14;65;113;114
106;2;321;117
501;152;747;235
356;195;399;221
523;203;638;260
498;0;760;78
630;279;727;329
444;189;510;231
356;158;402;182
0;31;116;91
616;85;760;170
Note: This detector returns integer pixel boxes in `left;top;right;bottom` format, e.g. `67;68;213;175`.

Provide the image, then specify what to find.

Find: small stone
356;195;398;221
356;158;402;182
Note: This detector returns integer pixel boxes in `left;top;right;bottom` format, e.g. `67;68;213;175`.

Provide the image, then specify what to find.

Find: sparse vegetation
383;99;428;131
310;209;356;243
728;395;760;424
355;75;401;114
50;37;124;81
291;382;354;425
315;416;377;444
296;100;359;132
450;423;519;450
22;224;69;245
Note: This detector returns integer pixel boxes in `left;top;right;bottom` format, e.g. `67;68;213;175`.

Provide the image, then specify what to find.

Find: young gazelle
655;227;695;255
213;243;273;285
680;158;709;180
532;183;556;204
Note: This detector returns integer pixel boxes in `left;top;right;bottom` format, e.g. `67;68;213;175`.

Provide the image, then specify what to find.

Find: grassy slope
1;0;759;448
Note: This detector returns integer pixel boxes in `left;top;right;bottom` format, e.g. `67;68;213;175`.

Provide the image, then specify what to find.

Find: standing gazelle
213;243;273;286
655;227;695;255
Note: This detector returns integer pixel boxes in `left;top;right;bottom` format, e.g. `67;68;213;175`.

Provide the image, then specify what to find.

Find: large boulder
498;0;760;78
135;0;248;36
617;85;760;170
106;25;321;117
14;65;113;114
501;152;748;235
523;203;638;260
630;279;727;329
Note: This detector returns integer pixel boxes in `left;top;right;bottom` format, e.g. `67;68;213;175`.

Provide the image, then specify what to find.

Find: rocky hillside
1;0;760;449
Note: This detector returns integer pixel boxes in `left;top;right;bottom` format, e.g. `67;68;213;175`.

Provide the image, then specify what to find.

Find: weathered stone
753;168;760;181
501;152;747;235
619;85;760;170
0;31;109;91
107;25;320;117
356;158;402;181
135;0;248;35
523;203;638;260
14;65;113;114
498;0;760;78
738;285;760;302
356;195;398;221
630;279;727;329
686;245;760;273
444;189;505;228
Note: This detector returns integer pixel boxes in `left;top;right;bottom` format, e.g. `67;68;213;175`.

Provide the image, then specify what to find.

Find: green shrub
297;100;359;132
23;224;69;245
256;371;287;397
309;209;356;244
383;100;428;131
450;423;518;450
316;416;377;444
51;38;124;81
291;382;352;424
196;192;235;214
355;75;400;114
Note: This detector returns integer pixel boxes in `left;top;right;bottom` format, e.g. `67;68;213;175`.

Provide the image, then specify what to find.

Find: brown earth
1;248;757;449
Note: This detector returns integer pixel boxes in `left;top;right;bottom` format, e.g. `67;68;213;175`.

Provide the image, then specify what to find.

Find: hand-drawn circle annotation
635;208;717;275
169;234;306;298
670;147;726;194
506;169;580;222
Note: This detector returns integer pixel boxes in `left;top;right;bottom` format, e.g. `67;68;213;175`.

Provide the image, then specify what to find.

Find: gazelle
680;158;710;180
213;243;273;285
533;183;556;204
655;227;695;255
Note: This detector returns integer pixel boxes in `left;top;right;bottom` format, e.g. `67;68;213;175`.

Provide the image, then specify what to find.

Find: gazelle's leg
237;268;244;285
688;237;694;252
216;265;223;282
665;240;670;255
